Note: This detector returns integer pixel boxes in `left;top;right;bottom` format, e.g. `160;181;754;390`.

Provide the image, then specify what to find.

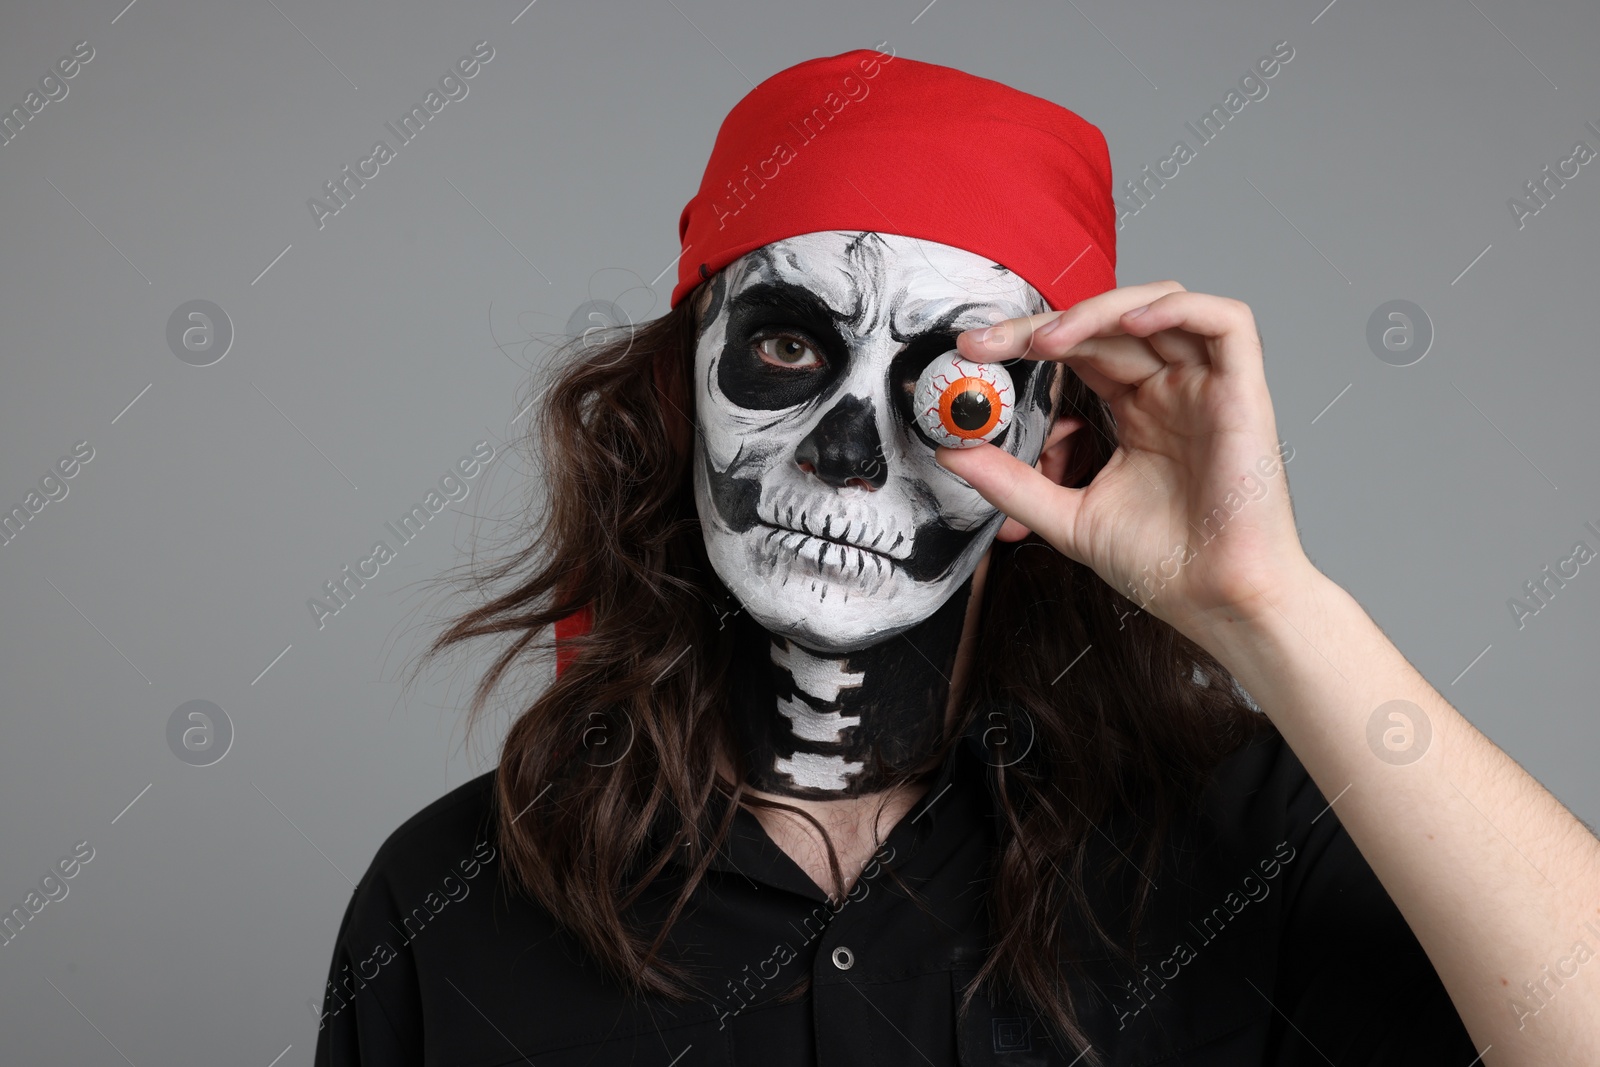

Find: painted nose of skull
794;394;886;490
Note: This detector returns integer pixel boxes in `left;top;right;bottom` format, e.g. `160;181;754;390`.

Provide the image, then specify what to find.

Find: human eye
752;332;825;371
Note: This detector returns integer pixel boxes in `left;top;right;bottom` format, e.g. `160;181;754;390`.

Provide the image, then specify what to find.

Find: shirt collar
647;714;999;901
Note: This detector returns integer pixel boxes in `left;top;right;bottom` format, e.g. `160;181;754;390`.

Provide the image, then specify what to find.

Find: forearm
1191;565;1600;1065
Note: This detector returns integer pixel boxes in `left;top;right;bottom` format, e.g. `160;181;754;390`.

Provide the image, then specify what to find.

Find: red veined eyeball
913;352;1016;448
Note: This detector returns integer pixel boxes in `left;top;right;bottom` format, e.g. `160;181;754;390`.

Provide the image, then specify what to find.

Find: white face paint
692;231;1056;654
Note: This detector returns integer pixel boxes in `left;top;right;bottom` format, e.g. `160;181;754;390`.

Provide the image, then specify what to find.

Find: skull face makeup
693;230;1057;652
692;231;1058;798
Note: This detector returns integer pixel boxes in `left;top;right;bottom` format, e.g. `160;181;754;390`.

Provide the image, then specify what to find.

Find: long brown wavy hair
413;281;1269;1060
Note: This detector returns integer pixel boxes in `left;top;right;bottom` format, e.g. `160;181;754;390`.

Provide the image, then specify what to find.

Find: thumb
936;443;1083;555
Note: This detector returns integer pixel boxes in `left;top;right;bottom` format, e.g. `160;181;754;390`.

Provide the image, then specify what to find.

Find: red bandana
672;47;1118;313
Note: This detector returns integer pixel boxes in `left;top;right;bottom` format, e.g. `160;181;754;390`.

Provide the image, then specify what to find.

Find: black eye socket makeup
889;332;963;449
718;282;849;410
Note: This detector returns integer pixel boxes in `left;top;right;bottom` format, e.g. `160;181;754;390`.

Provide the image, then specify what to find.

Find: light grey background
2;0;1596;1062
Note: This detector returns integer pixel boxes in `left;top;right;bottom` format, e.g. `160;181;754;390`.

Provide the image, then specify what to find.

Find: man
314;49;1600;1066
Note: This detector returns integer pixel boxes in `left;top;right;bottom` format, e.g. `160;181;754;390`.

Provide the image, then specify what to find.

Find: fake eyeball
913;352;1016;448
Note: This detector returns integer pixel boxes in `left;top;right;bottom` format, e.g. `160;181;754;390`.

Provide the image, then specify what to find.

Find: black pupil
777;340;804;361
949;388;991;431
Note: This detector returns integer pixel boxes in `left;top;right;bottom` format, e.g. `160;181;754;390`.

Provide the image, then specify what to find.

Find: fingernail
975;325;1003;345
1125;304;1149;319
1035;313;1068;338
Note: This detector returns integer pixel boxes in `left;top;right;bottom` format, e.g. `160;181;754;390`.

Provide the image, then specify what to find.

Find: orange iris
937;376;1003;440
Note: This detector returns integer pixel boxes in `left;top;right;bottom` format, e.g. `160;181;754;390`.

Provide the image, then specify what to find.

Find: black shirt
311;723;1477;1065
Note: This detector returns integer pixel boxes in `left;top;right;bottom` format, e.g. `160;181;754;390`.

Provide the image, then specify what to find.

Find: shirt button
830;946;855;971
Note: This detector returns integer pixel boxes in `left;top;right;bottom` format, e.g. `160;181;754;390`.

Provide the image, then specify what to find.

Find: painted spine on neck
728;578;970;797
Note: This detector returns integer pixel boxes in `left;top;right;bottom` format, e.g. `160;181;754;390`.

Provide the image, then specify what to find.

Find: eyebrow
888;301;997;344
727;279;846;327
735;267;1024;342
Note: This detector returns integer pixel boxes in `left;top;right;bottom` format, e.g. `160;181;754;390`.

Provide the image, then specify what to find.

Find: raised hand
938;280;1312;641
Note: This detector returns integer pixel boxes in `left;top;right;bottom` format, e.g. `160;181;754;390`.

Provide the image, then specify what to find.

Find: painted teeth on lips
756;499;912;561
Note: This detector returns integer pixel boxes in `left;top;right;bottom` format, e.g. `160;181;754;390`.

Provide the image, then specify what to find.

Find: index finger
956;280;1187;363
